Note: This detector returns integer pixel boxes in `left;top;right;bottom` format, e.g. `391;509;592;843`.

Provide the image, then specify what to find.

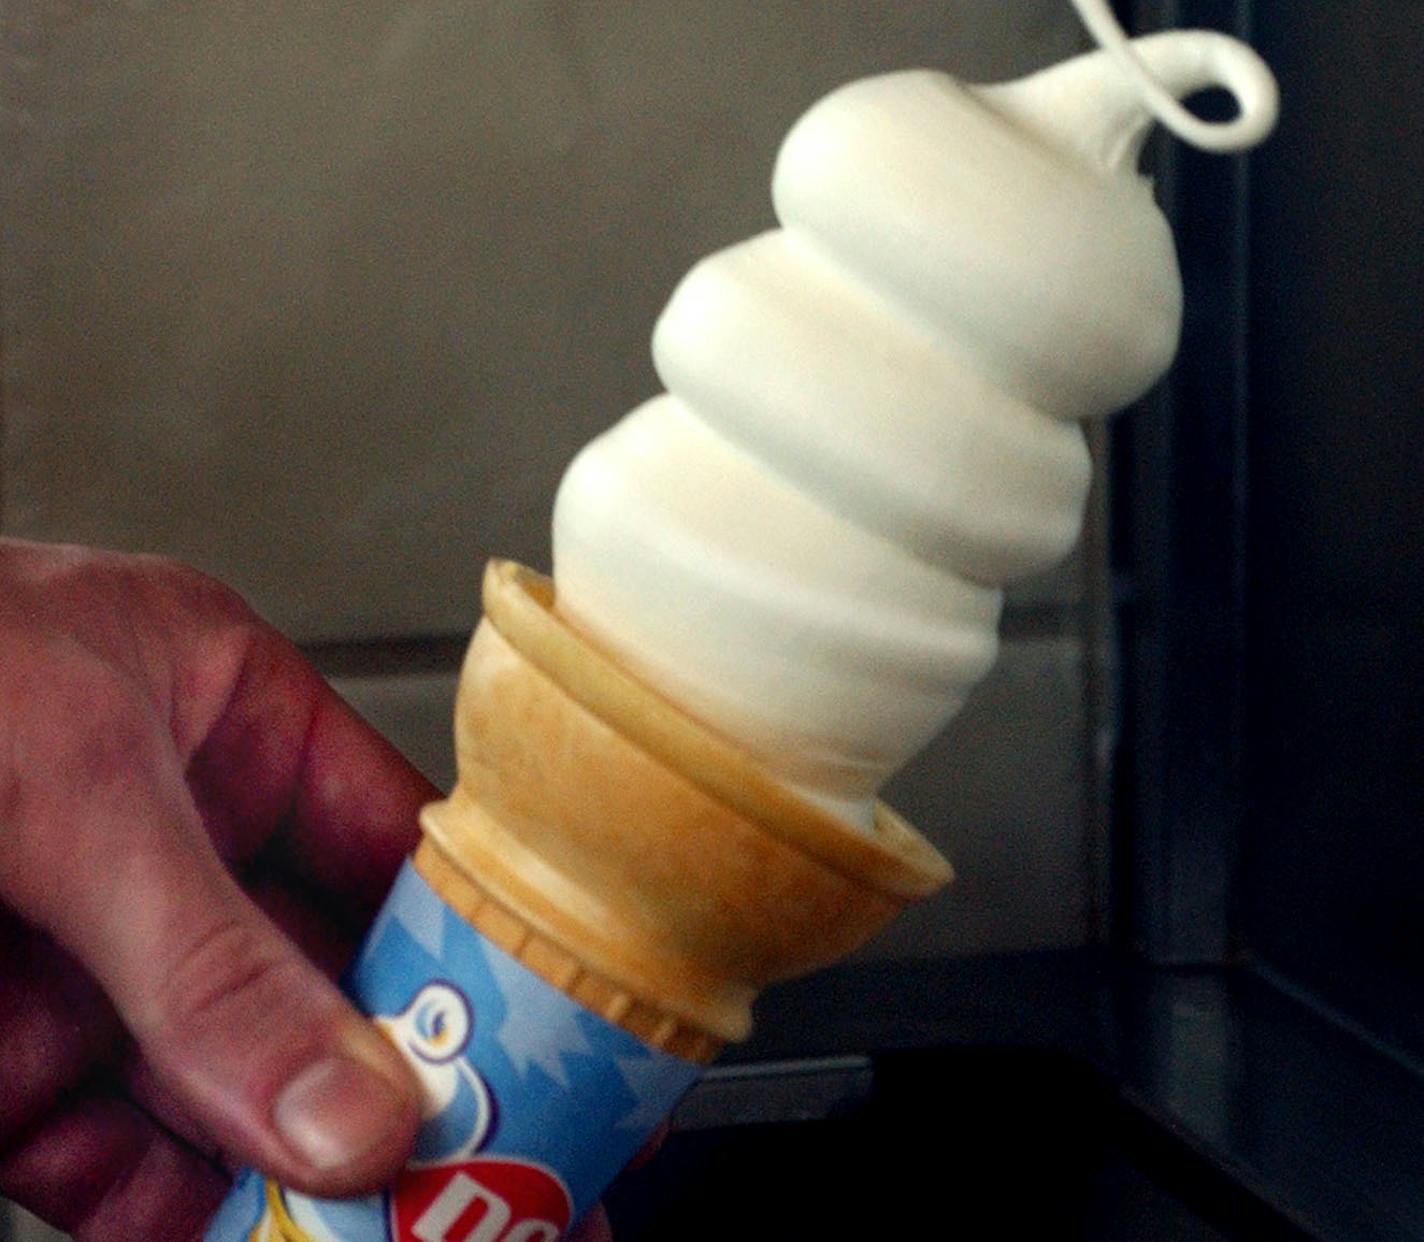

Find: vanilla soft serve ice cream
208;14;1278;1241
552;33;1271;830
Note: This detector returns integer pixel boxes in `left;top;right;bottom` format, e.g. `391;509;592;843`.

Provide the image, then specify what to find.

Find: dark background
1242;1;1424;1065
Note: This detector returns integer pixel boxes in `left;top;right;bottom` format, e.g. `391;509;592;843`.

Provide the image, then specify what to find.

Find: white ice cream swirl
552;30;1276;830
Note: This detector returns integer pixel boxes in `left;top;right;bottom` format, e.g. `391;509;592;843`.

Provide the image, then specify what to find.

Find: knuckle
0;755;19;841
153;915;308;1047
62;680;165;792
1;651;157;833
137;554;254;626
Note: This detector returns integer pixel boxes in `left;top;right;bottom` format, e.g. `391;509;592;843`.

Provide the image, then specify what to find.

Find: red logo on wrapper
390;1157;573;1242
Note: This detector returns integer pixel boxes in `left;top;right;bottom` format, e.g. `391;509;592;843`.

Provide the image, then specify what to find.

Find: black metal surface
692;953;1424;1241
613;1043;1281;1241
1114;0;1424;1070
1241;0;1424;1070
1094;5;1424;1230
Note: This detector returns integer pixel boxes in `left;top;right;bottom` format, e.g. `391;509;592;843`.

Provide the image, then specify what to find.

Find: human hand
0;538;431;1234
0;540;620;1241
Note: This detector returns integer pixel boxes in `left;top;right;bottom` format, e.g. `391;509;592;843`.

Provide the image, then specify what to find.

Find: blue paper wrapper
205;861;703;1241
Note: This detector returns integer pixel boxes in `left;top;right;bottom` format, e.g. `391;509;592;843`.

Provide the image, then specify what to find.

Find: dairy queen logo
250;983;573;1241
389;1158;571;1242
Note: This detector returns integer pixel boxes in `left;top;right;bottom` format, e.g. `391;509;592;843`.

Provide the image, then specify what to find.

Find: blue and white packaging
205;861;702;1242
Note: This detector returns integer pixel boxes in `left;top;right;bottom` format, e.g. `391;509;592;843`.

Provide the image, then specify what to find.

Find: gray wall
2;2;1108;1233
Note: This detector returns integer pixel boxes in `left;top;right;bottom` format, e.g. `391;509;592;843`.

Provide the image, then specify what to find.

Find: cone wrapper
206;561;951;1241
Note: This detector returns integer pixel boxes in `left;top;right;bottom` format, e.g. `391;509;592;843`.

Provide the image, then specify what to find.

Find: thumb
12;718;420;1198
128;848;421;1197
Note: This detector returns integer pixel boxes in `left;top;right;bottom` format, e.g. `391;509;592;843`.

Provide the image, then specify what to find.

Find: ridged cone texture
416;561;953;1054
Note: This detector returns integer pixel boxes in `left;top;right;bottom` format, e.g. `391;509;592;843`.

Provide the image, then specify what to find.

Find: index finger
185;623;436;926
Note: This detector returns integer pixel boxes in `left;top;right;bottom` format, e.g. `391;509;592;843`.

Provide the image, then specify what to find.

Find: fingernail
274;1054;407;1171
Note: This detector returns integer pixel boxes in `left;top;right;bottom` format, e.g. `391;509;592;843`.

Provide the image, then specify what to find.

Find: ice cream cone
204;21;1281;1238
415;559;953;1059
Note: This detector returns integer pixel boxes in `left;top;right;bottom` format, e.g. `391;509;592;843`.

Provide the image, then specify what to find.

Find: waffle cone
417;561;952;1060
